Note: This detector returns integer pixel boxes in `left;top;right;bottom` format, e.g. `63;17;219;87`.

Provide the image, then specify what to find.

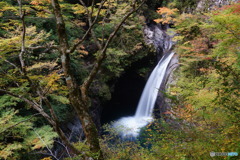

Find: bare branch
55;140;72;159
90;0;95;18
26;44;58;57
2;16;54;20
4;60;18;69
38;89;82;155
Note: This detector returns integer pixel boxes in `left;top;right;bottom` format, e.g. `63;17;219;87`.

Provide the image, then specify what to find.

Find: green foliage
49;94;69;105
101;124;149;160
164;2;240;159
1;0;239;159
94;23;115;40
0;1;70;158
103;48;128;77
0;95;22;108
0;107;58;160
98;2;240;160
90;81;111;101
170;0;198;13
66;140;102;160
208;4;240;62
25;125;58;150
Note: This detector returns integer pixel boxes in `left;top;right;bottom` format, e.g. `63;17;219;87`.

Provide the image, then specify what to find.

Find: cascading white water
113;52;175;138
135;52;174;118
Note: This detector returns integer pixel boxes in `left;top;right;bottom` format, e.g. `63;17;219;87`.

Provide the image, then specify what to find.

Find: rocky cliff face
144;23;171;60
157;54;179;121
144;23;179;119
196;0;238;11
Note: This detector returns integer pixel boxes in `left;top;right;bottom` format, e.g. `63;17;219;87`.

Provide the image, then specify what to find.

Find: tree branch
79;0;103;49
0;87;83;155
26;45;58;50
26;44;58;56
54;140;72;159
0;88;54;125
4;59;23;75
0;113;41;134
81;0;146;96
33;129;59;160
69;0;106;53
30;6;52;14
17;0;27;74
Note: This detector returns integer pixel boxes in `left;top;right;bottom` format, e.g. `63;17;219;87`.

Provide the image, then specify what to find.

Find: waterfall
135;52;175;118
113;52;175;138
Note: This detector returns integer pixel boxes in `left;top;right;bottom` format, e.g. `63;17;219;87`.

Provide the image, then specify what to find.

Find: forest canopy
0;0;239;160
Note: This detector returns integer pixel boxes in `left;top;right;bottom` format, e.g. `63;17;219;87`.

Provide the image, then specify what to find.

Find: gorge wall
143;23;179;120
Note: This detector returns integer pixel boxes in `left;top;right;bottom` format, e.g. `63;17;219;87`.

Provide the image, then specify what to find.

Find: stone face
143;23;179;119
144;23;171;60
196;0;238;11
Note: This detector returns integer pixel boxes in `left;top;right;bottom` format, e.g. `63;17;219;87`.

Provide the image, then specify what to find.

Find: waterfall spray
113;52;175;138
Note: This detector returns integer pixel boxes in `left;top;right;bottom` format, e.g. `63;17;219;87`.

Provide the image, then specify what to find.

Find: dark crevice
101;55;156;124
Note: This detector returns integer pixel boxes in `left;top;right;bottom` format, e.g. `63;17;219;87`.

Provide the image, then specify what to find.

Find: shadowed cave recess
101;54;157;125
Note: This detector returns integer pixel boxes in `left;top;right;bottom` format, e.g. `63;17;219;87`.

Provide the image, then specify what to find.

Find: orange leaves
154;7;178;24
30;1;40;5
33;144;42;150
72;40;89;57
30;0;51;5
156;7;178;16
73;20;86;27
78;50;88;55
198;66;215;76
198;67;210;73
41;157;52;160
32;138;39;144
162;111;172;115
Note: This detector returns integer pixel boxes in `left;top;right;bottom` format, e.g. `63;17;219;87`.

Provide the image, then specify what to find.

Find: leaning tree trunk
51;0;103;159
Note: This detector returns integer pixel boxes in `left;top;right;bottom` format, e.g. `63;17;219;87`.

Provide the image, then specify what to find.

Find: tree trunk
51;0;145;159
51;0;103;159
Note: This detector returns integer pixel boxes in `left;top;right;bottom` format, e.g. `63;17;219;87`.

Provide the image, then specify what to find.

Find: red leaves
232;3;240;14
214;2;240;15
